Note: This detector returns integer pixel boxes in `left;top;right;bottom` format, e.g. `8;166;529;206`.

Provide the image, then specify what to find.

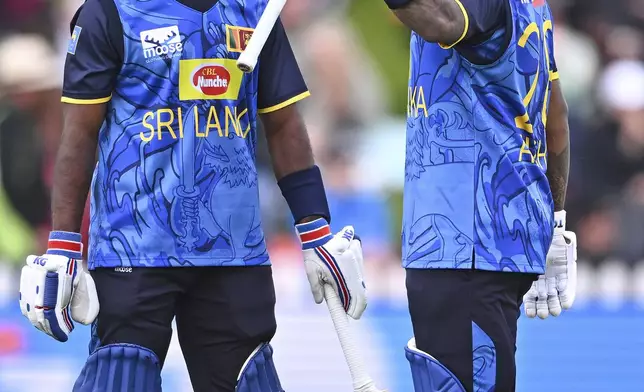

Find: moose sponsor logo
140;26;183;62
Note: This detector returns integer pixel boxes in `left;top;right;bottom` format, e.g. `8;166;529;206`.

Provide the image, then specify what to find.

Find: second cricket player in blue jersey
384;0;579;391
403;1;557;273
17;1;368;391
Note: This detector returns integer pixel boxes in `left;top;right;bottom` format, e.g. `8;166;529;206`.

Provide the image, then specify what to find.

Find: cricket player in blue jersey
383;0;578;390
17;0;368;391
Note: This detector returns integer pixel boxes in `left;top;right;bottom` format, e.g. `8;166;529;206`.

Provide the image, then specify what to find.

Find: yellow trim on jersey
61;95;112;104
257;91;311;114
550;71;560;81
439;0;470;49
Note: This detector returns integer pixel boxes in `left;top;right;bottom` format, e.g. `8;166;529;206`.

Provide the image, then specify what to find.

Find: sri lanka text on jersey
140;58;250;141
140;105;250;142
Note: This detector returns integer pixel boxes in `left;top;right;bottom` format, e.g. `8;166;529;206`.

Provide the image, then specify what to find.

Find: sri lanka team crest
179;59;243;101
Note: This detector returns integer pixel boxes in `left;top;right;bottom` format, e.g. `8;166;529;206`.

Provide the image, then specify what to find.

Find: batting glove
296;218;367;320
524;210;578;319
19;231;99;342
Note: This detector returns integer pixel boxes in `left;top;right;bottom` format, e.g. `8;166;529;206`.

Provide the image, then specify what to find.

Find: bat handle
236;52;257;73
236;0;288;73
324;285;379;392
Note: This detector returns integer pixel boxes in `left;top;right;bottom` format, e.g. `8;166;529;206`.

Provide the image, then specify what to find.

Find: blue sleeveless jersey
403;0;557;273
84;0;272;268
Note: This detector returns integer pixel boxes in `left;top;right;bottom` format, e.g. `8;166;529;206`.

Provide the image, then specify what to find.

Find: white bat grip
324;285;380;392
236;0;288;73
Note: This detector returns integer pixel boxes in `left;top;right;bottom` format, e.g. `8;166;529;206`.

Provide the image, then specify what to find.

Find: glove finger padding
19;264;45;326
536;275;549;319
546;276;562;317
45;264;76;342
305;262;325;304
523;282;538;318
19;263;56;336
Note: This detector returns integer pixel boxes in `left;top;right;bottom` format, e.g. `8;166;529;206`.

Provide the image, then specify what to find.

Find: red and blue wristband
47;231;83;260
296;218;333;250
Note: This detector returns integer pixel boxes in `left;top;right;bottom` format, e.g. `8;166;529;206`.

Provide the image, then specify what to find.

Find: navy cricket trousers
90;266;277;392
406;268;537;392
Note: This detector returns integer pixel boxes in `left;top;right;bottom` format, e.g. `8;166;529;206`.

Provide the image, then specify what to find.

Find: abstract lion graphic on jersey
404;102;475;267
402;33;553;272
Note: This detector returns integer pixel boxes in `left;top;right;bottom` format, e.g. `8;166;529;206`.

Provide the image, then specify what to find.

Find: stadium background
0;0;643;390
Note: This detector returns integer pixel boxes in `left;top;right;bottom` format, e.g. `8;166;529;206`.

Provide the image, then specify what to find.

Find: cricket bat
236;0;287;73
324;285;386;392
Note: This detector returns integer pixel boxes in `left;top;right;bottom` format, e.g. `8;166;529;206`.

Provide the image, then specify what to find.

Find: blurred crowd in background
0;0;644;284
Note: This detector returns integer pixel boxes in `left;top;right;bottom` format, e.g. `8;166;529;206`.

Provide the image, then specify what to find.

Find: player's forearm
51;134;96;232
387;0;467;45
264;110;314;180
546;82;570;211
51;105;103;232
264;109;319;223
267;124;317;224
546;138;569;211
261;105;330;224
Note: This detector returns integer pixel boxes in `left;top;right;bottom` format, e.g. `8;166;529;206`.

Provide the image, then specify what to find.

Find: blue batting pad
72;343;162;392
88;320;100;355
472;322;496;391
236;343;284;392
405;338;467;392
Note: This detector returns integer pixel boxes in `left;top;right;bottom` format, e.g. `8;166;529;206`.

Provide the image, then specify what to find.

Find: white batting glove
296;218;367;320
524;211;577;319
19;232;99;342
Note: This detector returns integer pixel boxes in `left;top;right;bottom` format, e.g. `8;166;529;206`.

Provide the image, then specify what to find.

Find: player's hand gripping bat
236;0;287;72
324;285;386;392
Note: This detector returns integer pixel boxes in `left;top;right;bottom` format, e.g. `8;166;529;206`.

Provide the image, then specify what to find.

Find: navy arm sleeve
446;0;512;64
62;0;124;104
257;19;309;114
460;0;508;44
